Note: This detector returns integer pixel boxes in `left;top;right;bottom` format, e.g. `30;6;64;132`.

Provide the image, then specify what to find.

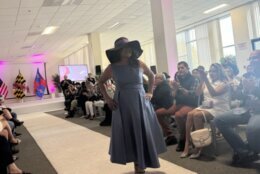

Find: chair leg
210;121;218;156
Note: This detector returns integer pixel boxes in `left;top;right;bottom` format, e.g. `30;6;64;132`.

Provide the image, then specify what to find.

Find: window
176;26;211;70
253;2;260;37
176;32;188;62
188;41;199;68
195;24;211;70
247;2;260;39
219;16;236;57
186;29;199;68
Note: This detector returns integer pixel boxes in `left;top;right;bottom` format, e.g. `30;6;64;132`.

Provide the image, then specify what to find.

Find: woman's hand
145;93;153;100
106;97;118;110
198;70;208;82
171;80;180;90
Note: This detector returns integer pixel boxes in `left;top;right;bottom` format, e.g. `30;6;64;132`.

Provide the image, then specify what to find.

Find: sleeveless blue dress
109;64;167;169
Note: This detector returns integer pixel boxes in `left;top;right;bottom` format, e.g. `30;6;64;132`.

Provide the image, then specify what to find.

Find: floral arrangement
51;74;62;93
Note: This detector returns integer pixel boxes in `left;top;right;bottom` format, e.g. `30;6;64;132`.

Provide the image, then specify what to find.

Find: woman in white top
181;63;229;158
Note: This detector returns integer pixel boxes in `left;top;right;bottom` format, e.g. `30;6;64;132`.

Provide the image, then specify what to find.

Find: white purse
190;111;212;148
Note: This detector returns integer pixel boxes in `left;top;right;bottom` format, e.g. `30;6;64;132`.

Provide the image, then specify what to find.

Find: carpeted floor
14;124;57;174
46;110;260;174
19;112;194;174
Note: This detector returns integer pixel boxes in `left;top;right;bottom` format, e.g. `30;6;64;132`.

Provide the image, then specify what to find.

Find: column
88;32;103;74
231;5;252;74
150;0;178;77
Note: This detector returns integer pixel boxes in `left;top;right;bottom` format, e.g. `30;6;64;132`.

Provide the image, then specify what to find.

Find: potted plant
51;74;63;97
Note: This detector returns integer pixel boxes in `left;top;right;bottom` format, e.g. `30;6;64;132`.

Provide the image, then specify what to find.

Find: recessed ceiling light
41;26;59;35
204;4;228;14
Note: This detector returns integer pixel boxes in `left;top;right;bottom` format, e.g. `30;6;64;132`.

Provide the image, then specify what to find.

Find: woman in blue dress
98;37;167;173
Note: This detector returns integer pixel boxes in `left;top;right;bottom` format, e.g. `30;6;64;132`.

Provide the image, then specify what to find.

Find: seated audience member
222;58;240;83
0;112;21;145
93;85;105;116
192;69;199;78
61;75;72;95
77;82;89;117
100;80;115;126
197;65;205;72
222;58;241;103
215;50;260;165
66;84;78;118
85;81;96;120
173;62;201;150
163;72;171;81
64;85;75;111
0;135;29;174
163;72;173;87
0;112;28;174
151;73;177;145
0;95;23;127
87;73;96;85
243;64;254;78
181;63;229;158
155;62;200;148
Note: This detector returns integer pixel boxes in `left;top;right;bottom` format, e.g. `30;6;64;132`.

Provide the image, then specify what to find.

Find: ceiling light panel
41;26;59;35
204;4;228;14
42;0;83;6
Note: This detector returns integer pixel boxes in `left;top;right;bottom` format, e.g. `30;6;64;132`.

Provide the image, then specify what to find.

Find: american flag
0;78;8;98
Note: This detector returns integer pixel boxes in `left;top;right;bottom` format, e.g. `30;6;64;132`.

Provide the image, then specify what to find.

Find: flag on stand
0;78;8;98
34;68;46;98
13;71;27;99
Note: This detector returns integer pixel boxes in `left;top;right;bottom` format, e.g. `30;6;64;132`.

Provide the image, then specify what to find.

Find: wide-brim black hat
106;39;143;64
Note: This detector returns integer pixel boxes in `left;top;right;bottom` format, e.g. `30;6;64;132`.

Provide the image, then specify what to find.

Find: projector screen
59;65;88;81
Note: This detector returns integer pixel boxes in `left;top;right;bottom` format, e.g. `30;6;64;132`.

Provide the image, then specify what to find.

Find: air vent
16;55;26;58
21;46;32;49
27;32;42;36
42;0;83;6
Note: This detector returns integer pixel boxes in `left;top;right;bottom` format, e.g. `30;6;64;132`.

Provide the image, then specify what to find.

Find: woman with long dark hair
181;63;229;158
98;37;166;173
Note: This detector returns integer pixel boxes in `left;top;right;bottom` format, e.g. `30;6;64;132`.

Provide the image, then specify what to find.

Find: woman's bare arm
139;60;154;94
204;78;228;96
98;65;113;101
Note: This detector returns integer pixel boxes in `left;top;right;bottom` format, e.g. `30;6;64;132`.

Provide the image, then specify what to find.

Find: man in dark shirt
152;73;177;145
155;61;200;150
60;75;72;93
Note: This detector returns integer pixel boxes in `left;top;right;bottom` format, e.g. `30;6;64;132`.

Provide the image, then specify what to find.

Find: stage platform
6;96;64;115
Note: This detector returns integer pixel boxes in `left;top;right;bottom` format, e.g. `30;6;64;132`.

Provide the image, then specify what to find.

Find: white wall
0;62;47;98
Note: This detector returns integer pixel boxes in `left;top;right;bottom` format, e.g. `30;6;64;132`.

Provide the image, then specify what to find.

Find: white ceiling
0;0;255;63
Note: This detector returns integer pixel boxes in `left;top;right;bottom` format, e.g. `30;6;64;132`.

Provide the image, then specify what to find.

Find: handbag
190;111;212;148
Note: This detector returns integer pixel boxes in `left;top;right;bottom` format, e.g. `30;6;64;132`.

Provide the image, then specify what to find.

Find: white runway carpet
20;112;197;174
